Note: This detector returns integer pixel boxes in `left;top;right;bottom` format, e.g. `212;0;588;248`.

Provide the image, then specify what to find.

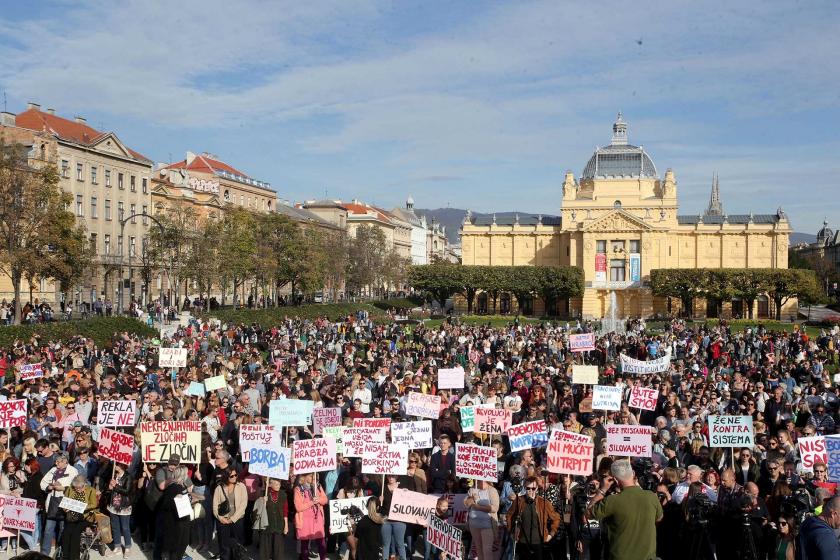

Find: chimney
185;151;196;165
75;116;86;124
26;102;40;111
0;112;15;127
46;108;55;115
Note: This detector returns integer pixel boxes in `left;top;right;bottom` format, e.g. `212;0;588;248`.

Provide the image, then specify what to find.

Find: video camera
779;489;813;527
339;505;364;526
632;458;656;491
685;493;715;526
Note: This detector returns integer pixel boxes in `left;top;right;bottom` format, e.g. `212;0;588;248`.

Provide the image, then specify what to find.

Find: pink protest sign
292;438;337;474
99;428;134;465
0;400;27;429
474;407;511;435
388;488;439;526
628;386;658;411
313;408;342;435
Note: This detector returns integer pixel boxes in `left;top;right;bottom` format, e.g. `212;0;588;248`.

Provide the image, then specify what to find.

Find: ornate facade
460;114;794;319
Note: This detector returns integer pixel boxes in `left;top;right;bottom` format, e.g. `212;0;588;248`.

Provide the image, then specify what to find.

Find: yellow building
460;114;793;319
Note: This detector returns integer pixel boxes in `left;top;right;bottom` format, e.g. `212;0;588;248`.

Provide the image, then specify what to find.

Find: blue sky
1;0;838;233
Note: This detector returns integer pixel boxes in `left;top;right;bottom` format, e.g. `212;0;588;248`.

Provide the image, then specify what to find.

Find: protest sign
546;437;594;476
313;408;342;435
269;399;314;428
455;443;497;482
388;488;439;526
19;363;43;381
323;426;345;455
549;429;592;444
158;347;188;368
592;385;623;411
569;333;595;352
239;424;277;462
2;496;37;532
405;393;442;419
353;418;391;432
292;438;337;474
250;445;291;480
186;382;205;397
342;426;387;458
97;400;137;427
362;443;409;475
605;424;652;457
707;415;754;448
437;367;465;390
99;428;134;465
0;399;27;429
460;406;476;432
826;436;840;482
507;420;548;453
391;421;433;449
427;513;463;560
203;375;226;391
60;497;87;514
798;436;827;474
572;365;599;385
474;407;512;435
328;497;371;534
140;421;201;464
174;494;192;519
629;386;658;411
438;493;469;525
619;350;671;375
0;496;13;538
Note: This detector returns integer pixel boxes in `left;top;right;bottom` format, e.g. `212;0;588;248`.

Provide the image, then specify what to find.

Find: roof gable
582;209;654;232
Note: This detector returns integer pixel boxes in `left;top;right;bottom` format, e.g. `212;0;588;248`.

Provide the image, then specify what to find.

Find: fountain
599;290;625;335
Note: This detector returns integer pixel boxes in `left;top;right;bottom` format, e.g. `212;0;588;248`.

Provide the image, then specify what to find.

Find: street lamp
117;212;168;316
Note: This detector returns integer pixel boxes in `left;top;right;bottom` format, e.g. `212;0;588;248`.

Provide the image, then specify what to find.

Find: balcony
586;280;646;290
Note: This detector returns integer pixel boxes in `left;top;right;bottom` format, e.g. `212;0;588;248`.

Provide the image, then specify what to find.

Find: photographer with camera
654;483;682;560
680;482;715;560
587;460;662;560
570;478;604;560
500;464;526;560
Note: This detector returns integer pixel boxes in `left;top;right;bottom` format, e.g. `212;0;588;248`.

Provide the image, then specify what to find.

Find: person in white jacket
39;453;79;555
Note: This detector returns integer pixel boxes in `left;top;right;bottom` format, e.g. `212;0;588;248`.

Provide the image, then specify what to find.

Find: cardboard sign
292;438;337;474
19;363;44;381
239;424;278;462
474;408;512;435
97;400;137;427
620;350;671;375
323;426;345;455
99;428;134;465
826;436;840;482
569;333;595;352
546;438;594;477
605;424;652;457
391;421;433;450
798;436;827;474
313;408;342;435
250;445;291;480
329;497;371;534
708;415;754;448
269;399;314;428
59;497;87;514
629;386;658;411
572;365;599;385
438;367;465;390
342;427;387;458
186;382;206;397
2;496;38;532
0;399;27;429
140;421;201;464
427;513;463;560
455;443;498;482
158;347;188;368
388;488;439;526
361;443;409;475
592;385;623;411
507;420;548;453
203;375;226;392
405;393;442;419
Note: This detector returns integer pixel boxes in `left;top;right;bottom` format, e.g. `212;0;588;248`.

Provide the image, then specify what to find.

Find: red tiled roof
15;108;151;162
342;202;393;224
166;153;248;178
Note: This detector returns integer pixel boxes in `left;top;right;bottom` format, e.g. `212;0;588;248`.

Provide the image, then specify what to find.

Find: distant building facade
793;219;840;293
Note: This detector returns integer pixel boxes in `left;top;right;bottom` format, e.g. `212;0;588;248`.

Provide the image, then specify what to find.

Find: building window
117;235;123;256
596;240;607;254
130;203;136;223
610;259;626;282
61;160;70;178
76;163;84;181
105;199;112;221
75;194;83;216
142;205;148;224
142;236;148;257
90;233;97;252
224;190;230;201
129;236;136;257
130;175;136;192
104;235;111;255
142;178;148;194
90;196;98;218
91;166;98;184
614;200;622;209
118;201;124;221
629;240;640;253
105;169;111;187
611;240;625;253
118;173;124;189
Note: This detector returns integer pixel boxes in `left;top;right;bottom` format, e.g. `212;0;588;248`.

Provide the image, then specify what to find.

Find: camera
686;493;714;525
780;489;813;526
510;474;523;494
632;458;656;491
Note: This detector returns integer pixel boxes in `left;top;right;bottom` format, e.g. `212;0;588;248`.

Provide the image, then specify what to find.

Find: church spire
705;172;724;216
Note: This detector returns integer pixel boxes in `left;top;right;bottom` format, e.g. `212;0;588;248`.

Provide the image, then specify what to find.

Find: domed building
460;114;794;319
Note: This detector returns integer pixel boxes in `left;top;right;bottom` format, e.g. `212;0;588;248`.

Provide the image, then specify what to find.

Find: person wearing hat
156;454;193;492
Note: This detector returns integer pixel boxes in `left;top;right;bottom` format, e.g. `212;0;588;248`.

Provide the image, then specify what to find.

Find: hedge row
0;317;157;347
199;303;388;326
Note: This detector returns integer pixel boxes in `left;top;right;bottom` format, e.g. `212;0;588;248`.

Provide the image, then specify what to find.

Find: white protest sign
269;399;314;428
569;333;595;352
572;365;599;385
328;497;371;534
388;489;439;526
592;385;623;411
343;427;387;458
619;350;671;375
140;421;202;464
628;386;658;411
59;497;87;514
707;415;754;448
605;424;653;457
239;423;277;461
292;438;337;474
391;421;433;450
97;400;137;427
2;496;37;532
362;443;409;475
174;494;192;518
19;363;43;381
438;367;465;390
313;408;342;435
405;393;442;419
427;513;463;560
203;375;226;392
455;443;497;482
507;420;548;453
250;446;291;480
158;347;188;368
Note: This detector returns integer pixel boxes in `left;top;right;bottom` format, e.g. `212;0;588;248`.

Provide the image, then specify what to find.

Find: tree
700;269;733;318
0;140;92;323
382;249;411;294
509;267;541;315
535;266;583;316
729;269;770;319
458;266;481;314
407;263;463;308
183;219;220;310
216;207;256;307
320;230;348;302
650;269;704;318
346;225;388;298
766;269;820;321
148;204;200;306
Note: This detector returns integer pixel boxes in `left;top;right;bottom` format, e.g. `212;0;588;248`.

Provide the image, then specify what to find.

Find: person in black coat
428;435;455;492
354;497;384;560
153;481;192;560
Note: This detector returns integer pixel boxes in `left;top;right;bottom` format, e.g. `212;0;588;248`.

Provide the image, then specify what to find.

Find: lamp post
117;212;168;316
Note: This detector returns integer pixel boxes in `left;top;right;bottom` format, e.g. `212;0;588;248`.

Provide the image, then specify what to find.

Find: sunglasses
815;469;826;474
525;487;537;491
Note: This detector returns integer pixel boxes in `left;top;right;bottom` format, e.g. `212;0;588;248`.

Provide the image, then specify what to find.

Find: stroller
56;521;103;560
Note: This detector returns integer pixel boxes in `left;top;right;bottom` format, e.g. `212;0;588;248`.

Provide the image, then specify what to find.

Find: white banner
592;385;623;411
438;367;465;390
619;350;671;375
391;421;433;450
158;348;188;368
708;415;754;448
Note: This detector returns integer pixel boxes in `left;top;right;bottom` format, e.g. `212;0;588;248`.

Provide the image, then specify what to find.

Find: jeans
381;520;407;560
20;514;40;551
110;512;132;549
424;528;443;560
41;517;63;554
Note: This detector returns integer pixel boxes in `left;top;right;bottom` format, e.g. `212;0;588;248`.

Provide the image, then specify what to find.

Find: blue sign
826;436;840;482
629;253;641;283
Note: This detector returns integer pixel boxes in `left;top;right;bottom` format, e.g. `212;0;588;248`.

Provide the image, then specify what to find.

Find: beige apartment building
5;104;153;311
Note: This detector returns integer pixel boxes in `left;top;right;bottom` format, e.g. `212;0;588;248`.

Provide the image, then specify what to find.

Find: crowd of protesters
0;311;838;560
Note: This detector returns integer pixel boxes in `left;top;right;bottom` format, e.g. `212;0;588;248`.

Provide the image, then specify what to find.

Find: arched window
614;200;622;209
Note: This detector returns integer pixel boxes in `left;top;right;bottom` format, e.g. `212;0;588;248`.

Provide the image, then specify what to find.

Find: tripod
738;513;759;560
686;519;714;560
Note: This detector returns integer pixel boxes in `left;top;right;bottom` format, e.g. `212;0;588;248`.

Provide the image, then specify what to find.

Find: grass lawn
423;315;546;329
